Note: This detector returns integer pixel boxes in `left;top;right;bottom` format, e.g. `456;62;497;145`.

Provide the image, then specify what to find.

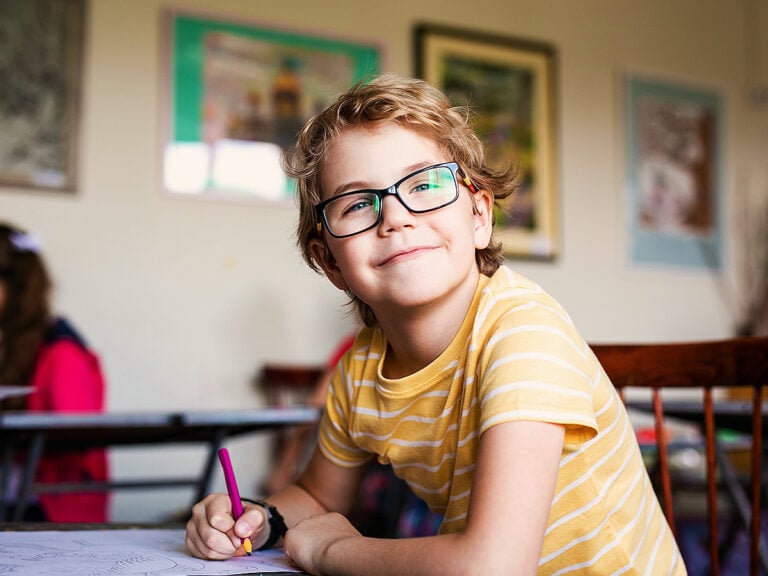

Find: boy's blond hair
284;74;517;326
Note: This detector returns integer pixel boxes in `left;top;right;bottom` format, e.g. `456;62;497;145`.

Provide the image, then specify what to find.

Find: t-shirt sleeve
317;361;372;468
475;298;599;445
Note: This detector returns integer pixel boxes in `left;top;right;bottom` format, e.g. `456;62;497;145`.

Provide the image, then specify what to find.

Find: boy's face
308;123;493;318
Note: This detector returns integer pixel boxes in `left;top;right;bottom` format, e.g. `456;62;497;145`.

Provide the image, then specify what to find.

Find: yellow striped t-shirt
319;266;686;575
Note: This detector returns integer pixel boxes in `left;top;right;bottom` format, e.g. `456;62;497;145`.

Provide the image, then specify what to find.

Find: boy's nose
379;194;417;231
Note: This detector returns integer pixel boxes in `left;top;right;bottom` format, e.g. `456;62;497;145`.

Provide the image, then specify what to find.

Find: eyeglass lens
322;164;458;237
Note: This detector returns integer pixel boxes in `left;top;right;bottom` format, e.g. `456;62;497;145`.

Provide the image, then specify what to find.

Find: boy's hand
185;493;269;559
283;512;360;574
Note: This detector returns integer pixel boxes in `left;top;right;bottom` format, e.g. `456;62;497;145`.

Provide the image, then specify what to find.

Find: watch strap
242;498;288;550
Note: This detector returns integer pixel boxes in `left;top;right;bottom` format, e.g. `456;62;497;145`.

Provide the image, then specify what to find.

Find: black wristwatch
243;498;288;550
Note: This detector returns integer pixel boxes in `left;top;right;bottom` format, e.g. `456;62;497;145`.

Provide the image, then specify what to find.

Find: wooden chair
590;337;768;576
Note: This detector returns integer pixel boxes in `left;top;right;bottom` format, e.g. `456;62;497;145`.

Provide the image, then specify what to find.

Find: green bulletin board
163;11;380;200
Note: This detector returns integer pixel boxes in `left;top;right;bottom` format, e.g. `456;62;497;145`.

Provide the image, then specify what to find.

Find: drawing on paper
0;529;300;575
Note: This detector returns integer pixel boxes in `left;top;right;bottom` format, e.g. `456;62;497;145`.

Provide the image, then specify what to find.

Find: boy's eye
340;195;376;217
412;182;437;193
408;177;447;197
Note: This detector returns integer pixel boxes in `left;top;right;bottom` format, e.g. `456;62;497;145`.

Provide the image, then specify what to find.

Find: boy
186;75;685;575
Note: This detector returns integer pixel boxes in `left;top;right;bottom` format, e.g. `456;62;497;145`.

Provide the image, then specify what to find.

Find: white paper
0;529;302;575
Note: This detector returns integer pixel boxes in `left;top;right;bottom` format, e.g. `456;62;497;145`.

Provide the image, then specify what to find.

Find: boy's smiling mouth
378;245;435;266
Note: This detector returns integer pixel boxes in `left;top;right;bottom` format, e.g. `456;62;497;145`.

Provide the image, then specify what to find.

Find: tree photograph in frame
0;0;84;192
415;24;558;260
625;75;722;269
163;11;380;203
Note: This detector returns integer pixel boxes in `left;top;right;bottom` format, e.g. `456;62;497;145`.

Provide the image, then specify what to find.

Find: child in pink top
0;222;109;522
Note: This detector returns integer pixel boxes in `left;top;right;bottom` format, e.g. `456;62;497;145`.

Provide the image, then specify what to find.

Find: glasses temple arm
458;168;478;194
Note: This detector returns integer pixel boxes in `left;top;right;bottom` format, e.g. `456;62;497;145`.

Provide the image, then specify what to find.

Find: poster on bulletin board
162;10;380;203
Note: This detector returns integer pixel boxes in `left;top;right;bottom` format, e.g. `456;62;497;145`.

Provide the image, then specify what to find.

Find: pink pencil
218;447;253;555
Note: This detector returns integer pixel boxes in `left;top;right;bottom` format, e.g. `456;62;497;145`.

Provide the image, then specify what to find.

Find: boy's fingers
203;494;236;531
185;493;244;559
204;505;241;551
234;505;269;546
187;494;270;555
186;533;228;560
185;519;237;560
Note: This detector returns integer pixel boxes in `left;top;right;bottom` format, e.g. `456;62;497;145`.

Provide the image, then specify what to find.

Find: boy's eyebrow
332;161;438;197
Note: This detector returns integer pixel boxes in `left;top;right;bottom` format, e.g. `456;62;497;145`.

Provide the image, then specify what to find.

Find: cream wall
2;0;767;521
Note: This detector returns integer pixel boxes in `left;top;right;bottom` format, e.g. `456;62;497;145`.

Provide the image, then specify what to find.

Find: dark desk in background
0;407;319;521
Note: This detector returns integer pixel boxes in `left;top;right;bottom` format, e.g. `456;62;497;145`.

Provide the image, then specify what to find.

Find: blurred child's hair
0;223;51;391
284;74;517;326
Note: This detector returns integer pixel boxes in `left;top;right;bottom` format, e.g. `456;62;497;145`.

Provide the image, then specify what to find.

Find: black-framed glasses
315;161;475;238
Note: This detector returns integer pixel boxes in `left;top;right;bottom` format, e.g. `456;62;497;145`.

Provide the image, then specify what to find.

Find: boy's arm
284;419;564;576
264;446;368;533
185;447;367;559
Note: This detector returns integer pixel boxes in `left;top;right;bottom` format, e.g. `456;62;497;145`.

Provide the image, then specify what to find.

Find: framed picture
625;75;722;269
0;0;85;192
162;11;380;202
415;24;558;260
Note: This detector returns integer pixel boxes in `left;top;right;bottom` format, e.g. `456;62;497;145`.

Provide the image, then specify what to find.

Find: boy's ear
308;238;349;291
473;189;494;249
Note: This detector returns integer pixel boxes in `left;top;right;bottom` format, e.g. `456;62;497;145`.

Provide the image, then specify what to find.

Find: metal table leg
12;432;45;522
0;443;15;521
193;428;226;505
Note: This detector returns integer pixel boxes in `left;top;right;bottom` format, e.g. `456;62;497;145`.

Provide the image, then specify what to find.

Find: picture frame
624;74;722;270
0;0;85;192
414;24;558;260
162;10;380;203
